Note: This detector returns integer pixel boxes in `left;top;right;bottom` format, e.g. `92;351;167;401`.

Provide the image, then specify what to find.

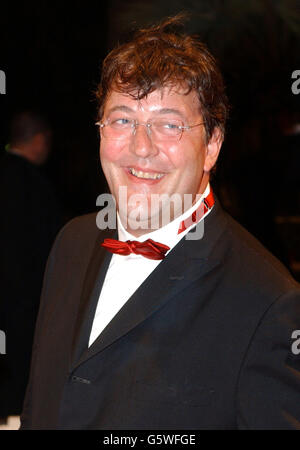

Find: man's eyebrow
155;108;185;118
106;106;185;118
106;105;134;115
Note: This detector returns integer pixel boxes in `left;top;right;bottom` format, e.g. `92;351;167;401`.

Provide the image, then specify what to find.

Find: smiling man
20;16;300;430
98;87;221;234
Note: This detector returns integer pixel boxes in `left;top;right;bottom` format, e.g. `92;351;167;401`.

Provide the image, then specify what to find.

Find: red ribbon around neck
101;190;214;260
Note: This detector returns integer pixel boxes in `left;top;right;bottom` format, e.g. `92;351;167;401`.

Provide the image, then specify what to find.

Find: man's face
99;87;222;235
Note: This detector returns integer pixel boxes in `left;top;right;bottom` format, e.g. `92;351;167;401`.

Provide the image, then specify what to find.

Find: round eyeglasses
95;117;205;141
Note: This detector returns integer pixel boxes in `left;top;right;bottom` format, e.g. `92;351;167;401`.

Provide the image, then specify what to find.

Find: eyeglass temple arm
181;122;205;130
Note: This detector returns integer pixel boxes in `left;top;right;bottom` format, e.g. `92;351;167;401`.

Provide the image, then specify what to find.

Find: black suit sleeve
236;289;300;429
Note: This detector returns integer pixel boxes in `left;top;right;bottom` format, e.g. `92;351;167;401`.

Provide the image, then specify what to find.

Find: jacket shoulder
222;210;299;293
55;212;99;245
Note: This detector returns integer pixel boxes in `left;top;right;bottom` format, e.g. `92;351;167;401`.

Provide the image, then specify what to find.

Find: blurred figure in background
0;111;64;421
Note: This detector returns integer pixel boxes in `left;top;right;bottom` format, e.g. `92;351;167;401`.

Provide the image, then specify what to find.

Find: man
0;111;64;419
20;17;300;429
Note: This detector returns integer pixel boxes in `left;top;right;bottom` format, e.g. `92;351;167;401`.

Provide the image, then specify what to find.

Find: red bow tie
101;238;170;260
101;190;214;260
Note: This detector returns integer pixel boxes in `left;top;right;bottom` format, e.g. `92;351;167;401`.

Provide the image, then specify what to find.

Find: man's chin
118;207;175;235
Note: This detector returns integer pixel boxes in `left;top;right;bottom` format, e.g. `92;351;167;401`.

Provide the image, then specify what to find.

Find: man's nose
130;123;158;158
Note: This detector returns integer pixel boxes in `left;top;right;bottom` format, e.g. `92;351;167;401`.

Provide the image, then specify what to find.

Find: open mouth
129;167;165;180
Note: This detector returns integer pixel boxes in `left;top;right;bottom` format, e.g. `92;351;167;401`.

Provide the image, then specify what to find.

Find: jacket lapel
70;227;115;365
71;198;229;370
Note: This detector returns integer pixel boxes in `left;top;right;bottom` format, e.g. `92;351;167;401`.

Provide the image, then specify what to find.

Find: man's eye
111;118;132;126
162;122;180;129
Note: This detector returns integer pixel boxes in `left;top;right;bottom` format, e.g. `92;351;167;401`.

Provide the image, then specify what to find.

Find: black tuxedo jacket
20;199;300;429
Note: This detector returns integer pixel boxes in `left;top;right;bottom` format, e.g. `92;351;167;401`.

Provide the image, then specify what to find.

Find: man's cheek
100;142;124;163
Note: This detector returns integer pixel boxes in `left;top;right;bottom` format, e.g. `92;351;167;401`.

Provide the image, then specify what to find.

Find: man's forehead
103;86;201;114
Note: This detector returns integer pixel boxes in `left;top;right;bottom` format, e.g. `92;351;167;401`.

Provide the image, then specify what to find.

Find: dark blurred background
0;0;300;279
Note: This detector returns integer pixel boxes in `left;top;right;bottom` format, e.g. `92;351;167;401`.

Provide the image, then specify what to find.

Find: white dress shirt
88;183;212;346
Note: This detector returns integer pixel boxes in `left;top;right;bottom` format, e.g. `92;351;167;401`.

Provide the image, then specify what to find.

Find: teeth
129;168;164;179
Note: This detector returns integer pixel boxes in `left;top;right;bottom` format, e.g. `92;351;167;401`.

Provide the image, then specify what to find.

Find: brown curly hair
96;14;228;142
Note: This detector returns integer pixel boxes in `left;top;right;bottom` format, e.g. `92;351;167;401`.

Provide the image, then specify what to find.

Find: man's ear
203;127;223;172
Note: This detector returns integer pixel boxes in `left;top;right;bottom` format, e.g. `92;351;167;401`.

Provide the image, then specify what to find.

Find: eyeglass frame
95;118;205;141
